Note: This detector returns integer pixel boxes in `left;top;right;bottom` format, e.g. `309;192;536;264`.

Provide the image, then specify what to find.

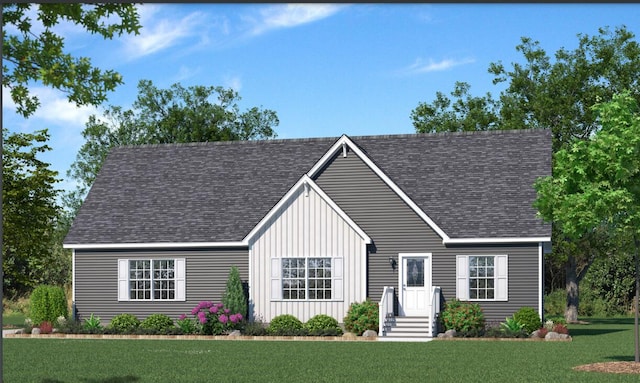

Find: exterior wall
74;248;248;324
249;184;367;323
313;149;541;322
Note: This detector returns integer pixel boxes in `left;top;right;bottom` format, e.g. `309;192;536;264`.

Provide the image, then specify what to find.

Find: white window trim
118;258;186;301
270;257;343;301
456;255;508;302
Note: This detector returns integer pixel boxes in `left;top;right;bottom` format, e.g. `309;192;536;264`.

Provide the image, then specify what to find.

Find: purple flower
197;311;207;324
191;307;199;315
179;314;187;321
210;306;218;314
224;308;231;314
216;303;224;309
235;313;243;322
219;314;228;324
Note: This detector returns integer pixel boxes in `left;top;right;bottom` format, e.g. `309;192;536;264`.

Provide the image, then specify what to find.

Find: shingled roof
64;129;551;246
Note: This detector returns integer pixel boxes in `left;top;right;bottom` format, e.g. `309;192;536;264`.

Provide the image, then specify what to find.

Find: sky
3;3;640;195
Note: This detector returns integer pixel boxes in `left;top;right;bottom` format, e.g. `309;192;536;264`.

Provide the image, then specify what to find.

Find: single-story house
64;129;551;339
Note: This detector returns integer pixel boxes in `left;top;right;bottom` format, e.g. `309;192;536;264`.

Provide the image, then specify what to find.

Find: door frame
398;253;432;316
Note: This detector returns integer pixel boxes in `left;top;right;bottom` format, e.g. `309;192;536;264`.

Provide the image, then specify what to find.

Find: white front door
399;253;432;316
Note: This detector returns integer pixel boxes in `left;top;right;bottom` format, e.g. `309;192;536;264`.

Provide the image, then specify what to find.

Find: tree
222;266;248;319
68;79;280;196
534;92;640;362
411;25;640;322
3;3;141;118
2;129;62;298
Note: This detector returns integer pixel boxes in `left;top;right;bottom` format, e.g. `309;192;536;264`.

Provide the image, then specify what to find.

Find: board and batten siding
249;183;367;323
74;248;248;324
313;149;541;322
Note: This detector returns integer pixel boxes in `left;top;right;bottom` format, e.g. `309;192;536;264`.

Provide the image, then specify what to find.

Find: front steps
378;316;434;342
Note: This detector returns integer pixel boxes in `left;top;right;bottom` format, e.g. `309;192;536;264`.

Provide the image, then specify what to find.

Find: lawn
2;312;26;329
3;318;639;382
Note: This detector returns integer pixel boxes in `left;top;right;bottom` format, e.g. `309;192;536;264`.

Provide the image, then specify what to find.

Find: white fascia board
443;237;551;245
242;174;372;244
63;241;247;250
306;135;450;241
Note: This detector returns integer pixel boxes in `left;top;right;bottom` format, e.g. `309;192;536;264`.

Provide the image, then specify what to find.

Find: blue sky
3;3;640;194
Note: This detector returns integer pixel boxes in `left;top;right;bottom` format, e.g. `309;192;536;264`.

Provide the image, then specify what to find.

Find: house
64;129;551;338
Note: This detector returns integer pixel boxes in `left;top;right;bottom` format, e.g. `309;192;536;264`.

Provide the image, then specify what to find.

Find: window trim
456;255;508;302
117;258;186;301
271;257;343;302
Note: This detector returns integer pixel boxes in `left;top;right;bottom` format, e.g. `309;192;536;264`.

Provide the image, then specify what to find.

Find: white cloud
222;75;243;92
398;57;476;75
123;4;208;59
249;4;346;36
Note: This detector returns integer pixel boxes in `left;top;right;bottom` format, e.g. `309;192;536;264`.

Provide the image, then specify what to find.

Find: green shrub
513;307;542;333
29;285;68;325
267;314;303;335
344;300;378;336
305;314;343;336
440;299;485;332
543;289;566;318
108;314;140;333
242;319;268;336
83;313;103;333
140;313;175;333
222;266;248;318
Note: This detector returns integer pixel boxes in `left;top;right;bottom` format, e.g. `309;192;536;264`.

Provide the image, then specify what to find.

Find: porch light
388;257;397;270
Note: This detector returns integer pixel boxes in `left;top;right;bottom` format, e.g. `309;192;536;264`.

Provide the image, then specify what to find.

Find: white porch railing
429;286;441;336
378;286;395;336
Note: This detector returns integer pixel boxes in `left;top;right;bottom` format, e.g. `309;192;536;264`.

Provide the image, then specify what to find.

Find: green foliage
501;316;525;333
440;299;485;332
544;289;567;318
176;317;198;335
3;130;64;298
222;266;248;319
305;314;343;336
3;3;141;117
29;285;68;325
68;79;279;198
83;313;102;332
267;314;303;335
513;307;542;333
140;314;175;333
582;251;636;315
108;314;140;334
343;299;379;336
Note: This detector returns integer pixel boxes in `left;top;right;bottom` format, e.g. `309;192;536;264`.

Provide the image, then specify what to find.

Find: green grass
3;318;639;382
2;312;26;328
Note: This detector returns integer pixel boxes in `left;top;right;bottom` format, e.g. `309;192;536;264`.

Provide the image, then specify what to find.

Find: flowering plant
182;301;244;335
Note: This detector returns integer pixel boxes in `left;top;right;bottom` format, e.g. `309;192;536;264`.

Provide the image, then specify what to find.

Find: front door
399;253;432;316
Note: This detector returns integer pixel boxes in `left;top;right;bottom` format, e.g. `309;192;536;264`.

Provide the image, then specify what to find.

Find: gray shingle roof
64;129;551;245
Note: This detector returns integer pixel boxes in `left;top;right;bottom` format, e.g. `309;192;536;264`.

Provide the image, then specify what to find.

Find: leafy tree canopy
2;3;141;117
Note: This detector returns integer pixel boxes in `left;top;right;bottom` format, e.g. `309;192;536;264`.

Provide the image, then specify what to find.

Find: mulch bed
574;362;640;375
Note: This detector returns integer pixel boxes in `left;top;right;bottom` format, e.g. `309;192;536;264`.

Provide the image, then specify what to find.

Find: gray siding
313;149;540;322
74;248;248;323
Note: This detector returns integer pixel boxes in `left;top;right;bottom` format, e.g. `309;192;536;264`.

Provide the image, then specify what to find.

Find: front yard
3;318;639;382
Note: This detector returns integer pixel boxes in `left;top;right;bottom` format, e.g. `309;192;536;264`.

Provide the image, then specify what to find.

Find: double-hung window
118;258;186;301
456;255;508;301
272;257;343;301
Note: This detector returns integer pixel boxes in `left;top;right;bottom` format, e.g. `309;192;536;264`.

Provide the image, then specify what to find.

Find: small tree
222;266;247;319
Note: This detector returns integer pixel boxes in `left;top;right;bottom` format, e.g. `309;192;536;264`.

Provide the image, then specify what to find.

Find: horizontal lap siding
313;150;541;322
74;248;248;324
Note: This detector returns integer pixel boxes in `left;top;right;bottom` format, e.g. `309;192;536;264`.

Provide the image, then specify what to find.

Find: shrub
537;327;549;338
344;300;378;336
440;299;485;333
242;318;268;336
513;307;542;333
140;313;174;333
39;320;53;334
29;285;68;325
543;289;566;318
552;323;569;335
500;316;525;333
305;314;343;336
186;301;244;335
83;313;103;333
268;314;304;335
176;314;198;334
222;266;248;319
108;314;140;333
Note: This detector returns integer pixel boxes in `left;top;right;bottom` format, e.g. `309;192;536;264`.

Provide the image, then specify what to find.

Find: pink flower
224;308;231;314
191;306;199;315
235;313;243;322
197;311;207;324
179;314;187;320
210;306;218;314
219;314;228;324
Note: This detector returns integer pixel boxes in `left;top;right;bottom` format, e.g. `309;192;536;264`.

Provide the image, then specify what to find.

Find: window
118;258;185;301
271;257;342;301
456;255;508;301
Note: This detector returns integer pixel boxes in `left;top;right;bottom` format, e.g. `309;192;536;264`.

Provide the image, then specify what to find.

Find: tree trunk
565;255;579;323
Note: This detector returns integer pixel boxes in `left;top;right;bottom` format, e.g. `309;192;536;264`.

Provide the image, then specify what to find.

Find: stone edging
4;333;378;341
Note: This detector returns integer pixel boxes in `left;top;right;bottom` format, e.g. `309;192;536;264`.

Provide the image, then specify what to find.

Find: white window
271;257;343;301
456;255;508;301
118;258;186;301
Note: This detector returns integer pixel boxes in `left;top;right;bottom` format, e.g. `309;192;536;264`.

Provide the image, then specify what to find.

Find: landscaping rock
545;332;571;341
31;327;41;335
438;329;457;338
530;330;543;338
228;330;241;337
362;330;377;338
342;332;357;339
15;329;24;334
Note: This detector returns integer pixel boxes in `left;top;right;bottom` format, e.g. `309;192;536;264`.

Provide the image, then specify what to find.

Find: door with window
399;253;432;316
